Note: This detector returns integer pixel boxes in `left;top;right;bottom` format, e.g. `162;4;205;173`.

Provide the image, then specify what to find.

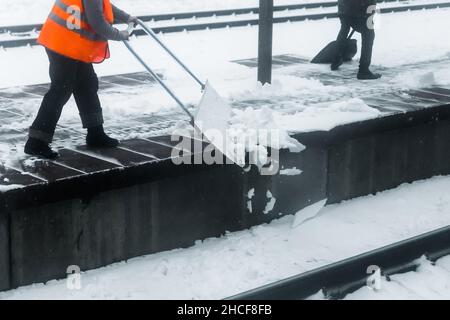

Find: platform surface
1;55;450;190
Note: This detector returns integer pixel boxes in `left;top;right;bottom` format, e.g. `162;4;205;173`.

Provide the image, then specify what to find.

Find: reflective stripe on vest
37;0;115;64
48;11;101;41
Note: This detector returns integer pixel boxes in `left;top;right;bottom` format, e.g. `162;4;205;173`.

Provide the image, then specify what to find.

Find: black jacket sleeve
338;0;377;16
83;0;127;41
112;4;131;23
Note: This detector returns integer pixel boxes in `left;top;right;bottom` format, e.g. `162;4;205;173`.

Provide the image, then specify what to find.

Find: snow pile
390;70;437;89
274;98;381;132
176;103;305;170
229;105;305;149
224;105;305;169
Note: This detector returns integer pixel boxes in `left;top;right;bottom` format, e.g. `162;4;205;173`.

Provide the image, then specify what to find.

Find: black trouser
29;49;104;143
334;15;375;71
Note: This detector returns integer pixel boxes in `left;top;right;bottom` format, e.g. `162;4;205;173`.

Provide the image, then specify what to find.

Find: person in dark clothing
25;0;137;159
331;0;381;80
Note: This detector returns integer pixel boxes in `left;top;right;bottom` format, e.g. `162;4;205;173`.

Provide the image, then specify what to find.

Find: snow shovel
311;29;357;64
123;20;234;161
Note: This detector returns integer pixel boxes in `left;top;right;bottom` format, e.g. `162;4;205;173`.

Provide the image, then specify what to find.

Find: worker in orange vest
25;0;137;159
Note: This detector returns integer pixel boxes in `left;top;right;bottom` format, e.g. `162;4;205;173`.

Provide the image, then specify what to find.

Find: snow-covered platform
1;55;450;292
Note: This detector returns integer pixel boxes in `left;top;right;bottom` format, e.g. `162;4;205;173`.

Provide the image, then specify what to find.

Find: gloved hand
119;30;130;40
127;16;139;24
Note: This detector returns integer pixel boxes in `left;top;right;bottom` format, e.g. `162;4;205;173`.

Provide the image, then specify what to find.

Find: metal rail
1;0;446;48
226;225;450;300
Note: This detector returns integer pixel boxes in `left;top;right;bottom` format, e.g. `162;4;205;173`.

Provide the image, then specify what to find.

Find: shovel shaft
348;29;355;39
136;19;205;90
123;40;194;122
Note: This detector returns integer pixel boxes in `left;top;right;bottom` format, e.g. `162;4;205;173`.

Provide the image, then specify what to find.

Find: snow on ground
348;256;450;299
3;6;450;87
1;175;450;300
311;255;450;299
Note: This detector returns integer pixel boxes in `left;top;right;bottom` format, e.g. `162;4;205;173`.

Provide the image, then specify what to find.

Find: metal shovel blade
194;81;235;163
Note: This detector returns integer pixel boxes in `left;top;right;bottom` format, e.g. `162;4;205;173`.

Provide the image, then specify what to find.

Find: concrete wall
0;212;9;291
241;145;328;228
327;107;450;203
8;165;245;289
10;183;153;287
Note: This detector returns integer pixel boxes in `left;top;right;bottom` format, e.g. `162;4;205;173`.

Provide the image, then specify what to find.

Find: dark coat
338;0;377;17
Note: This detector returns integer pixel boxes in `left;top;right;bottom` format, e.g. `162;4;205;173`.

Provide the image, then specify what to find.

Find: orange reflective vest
38;0;114;63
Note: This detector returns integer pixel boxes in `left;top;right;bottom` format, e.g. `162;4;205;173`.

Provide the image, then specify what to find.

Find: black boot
86;126;119;148
357;68;382;80
24;138;59;159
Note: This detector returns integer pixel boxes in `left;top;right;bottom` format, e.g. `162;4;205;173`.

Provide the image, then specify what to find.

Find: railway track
226;225;450;300
1;0;449;49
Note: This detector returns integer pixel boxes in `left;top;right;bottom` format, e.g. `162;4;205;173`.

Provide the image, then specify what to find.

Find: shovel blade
310;39;357;64
194;81;234;163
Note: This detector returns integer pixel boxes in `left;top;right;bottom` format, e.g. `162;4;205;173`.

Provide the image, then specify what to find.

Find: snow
292;198;327;227
1;175;450;300
247;188;255;213
390;70;437;89
0;0;328;26
263;190;277;214
310;256;450;299
273;98;382;132
1;8;449;134
225;105;306;167
280;167;302;175
0;184;25;192
346;256;450;299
